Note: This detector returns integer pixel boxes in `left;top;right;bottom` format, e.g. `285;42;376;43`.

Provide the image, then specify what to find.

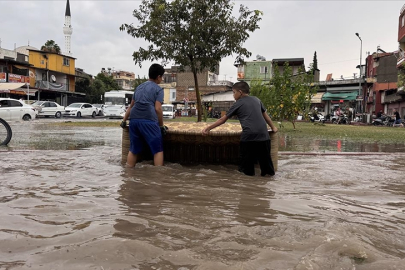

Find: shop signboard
8;73;30;83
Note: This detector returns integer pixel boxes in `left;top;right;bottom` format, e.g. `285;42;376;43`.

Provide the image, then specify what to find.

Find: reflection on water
1;121;405;269
279;135;405;152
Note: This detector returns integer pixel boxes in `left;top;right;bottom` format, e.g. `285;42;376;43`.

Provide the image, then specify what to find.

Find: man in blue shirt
121;63;165;167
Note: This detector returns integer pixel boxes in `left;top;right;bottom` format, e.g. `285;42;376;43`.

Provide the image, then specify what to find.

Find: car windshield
67;103;82;108
32;101;45;106
162;106;173;112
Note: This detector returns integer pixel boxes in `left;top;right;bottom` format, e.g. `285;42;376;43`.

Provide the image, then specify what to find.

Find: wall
176;85;231;102
29;50;75;75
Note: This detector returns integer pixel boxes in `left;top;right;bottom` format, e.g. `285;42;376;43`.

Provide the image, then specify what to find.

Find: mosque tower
63;0;73;56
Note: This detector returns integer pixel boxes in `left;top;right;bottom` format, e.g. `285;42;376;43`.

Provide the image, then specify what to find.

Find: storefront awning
322;91;357;101
311;92;324;103
0;82;25;91
10;88;38;96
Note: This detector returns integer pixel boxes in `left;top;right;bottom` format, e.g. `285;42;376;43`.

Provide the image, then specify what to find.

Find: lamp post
355;32;363;113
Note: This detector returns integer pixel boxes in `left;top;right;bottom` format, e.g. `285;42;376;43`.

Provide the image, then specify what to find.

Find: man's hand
160;125;168;136
271;126;278;133
202;127;210;136
120;121;127;129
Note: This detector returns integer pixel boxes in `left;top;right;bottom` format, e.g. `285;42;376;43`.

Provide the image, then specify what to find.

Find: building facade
395;4;405;116
0;47;32;97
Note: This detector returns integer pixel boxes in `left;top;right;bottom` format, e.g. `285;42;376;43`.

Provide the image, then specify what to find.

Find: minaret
63;0;73;56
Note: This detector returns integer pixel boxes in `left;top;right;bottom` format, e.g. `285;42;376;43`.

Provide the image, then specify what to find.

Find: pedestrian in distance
120;63;167;167
201;81;278;177
393;109;403;127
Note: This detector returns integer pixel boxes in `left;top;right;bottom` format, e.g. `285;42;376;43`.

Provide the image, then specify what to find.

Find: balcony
382;93;402;103
35;80;69;91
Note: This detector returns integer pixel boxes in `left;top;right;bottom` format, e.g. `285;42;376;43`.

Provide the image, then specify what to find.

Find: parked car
32;101;65;118
92;104;105;116
63;103;97;118
0;98;37;121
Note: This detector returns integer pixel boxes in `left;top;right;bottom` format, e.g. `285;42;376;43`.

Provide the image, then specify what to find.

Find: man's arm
155;101;163;127
262;112;278;133
121;99;134;128
202;115;229;135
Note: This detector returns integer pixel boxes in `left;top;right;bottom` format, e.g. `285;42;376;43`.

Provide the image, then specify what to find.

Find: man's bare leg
153;151;164;166
126;151;138;167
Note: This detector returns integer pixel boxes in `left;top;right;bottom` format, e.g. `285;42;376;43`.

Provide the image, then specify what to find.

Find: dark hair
232;81;250;94
149;63;165;79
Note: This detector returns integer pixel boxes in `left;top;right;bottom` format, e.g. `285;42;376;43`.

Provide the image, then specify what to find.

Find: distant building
395;4;405;116
163;65;231;109
234;55;307;85
0;47;32;97
101;69;136;91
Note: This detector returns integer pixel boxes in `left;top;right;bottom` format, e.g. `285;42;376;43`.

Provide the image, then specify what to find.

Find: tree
75;73;121;104
95;72;120;90
120;0;262;121
41;40;61;54
313;51;318;71
250;62;318;130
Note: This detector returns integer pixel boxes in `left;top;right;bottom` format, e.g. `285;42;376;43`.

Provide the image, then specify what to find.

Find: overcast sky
1;1;404;82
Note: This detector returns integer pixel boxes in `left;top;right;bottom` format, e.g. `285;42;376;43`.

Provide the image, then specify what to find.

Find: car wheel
77;112;81;118
22;114;31;121
92;111;96;118
55;111;62;118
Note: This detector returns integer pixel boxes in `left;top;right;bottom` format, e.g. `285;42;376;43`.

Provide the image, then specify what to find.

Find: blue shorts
129;119;163;155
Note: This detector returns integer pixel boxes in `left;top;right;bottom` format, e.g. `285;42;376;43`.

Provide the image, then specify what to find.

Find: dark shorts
238;140;275;177
129;119;163;155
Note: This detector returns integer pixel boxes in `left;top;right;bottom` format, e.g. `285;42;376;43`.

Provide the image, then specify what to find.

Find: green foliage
75;73;122;104
397;62;405;90
313;51;318;71
41;40;61;54
250;62;318;129
121;0;262;121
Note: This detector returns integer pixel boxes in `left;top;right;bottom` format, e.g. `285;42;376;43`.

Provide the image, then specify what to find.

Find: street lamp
355;32;363;113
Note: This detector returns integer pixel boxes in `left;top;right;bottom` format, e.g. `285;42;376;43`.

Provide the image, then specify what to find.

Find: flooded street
1;120;405;269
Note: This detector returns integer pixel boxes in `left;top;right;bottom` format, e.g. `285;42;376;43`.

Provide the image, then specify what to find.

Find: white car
0;98;37;121
63;103;97;118
103;105;126;118
92;104;105;116
32;101;65;118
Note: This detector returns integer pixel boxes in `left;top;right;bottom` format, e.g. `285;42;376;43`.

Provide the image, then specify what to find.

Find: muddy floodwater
1;120;405;270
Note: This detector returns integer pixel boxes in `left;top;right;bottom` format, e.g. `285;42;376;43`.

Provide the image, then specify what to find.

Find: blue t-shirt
129;81;164;122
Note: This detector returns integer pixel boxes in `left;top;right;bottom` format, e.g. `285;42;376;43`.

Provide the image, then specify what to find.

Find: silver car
32;101;65;118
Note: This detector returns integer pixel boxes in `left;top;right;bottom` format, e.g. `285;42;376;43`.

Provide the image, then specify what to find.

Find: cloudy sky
1;1;404;82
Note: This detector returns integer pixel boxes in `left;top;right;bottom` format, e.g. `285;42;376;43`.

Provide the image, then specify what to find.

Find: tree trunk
193;71;202;122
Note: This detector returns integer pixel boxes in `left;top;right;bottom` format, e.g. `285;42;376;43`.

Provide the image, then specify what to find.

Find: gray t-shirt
226;96;270;142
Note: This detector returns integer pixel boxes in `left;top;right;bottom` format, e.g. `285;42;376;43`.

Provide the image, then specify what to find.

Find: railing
35;80;68;91
316;78;363;86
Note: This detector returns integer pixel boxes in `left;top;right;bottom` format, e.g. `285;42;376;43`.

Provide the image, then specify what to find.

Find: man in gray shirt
202;82;278;176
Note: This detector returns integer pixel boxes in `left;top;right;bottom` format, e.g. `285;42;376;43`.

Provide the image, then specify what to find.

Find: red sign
8;73;30;83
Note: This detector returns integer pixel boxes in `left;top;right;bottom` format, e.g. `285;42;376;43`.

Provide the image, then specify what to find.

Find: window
9;100;22;107
63;58;70;66
260;66;268;74
402;15;405;27
41;60;44;65
170;88;176;101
